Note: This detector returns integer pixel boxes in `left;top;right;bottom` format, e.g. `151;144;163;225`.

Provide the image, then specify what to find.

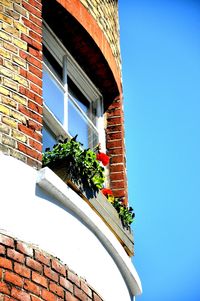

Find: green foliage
42;136;105;191
113;198;135;229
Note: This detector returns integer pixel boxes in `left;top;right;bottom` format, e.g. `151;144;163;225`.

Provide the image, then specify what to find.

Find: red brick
34;250;50;266
26;258;42;273
4;271;23;287
28;101;42;114
0;245;5;255
107;101;121;110
0;234;14;247
44;266;58;282
30;83;42;96
29;65;42;79
18;124;42;141
107;109;121;118
106;140;122;149
14;262;31;278
49;281;64;298
27;72;42;88
19;68;27;78
24;279;40;296
107;117;122;126
21;33;41;51
11;287;31;301
65;291;79;301
106;125;123;133
0;258;12;270
59;276;73;293
27;120;42;131
110;172;125;181
110;155;124;164
0;268;3;280
19;86;34;100
16;242;33;257
107;132;122;140
28;47;41;59
29;139;42;152
22;1;41;18
109;164;124;173
51;259;66;276
29;14;42;27
80;280;92;298
19;50;28;60
32;271;47;288
7;249;25;264
29;31;42;43
74;286;88;301
0;282;10;295
19;87;43;105
18;142;42;161
67;271;80;287
41;289;57;301
27;55;42;69
22;18;42;35
93;292;102;301
108;148;123;155
28;0;42;9
112;189;126;198
34;95;43;106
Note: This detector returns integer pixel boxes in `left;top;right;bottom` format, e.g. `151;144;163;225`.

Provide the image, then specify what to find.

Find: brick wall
80;0;121;72
0;232;104;301
0;0;128;203
106;97;128;204
0;0;43;169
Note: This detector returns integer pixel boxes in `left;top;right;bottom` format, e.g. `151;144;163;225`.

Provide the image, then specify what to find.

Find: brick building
0;1;142;300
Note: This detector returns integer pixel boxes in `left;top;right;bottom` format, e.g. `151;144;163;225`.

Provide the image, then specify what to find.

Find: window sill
36;167;141;296
66;179;134;257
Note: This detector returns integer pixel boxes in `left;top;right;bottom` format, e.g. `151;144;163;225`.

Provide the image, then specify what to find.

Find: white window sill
37;167;142;296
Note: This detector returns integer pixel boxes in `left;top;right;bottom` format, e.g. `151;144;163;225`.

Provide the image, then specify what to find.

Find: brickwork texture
106;97;128;204
80;0;121;71
0;0;43;169
0;232;104;301
0;0;128;202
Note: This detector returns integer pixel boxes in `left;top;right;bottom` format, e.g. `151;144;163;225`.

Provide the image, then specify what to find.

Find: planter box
46;160;134;256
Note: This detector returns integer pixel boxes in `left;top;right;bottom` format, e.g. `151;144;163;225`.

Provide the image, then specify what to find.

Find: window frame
42;22;106;150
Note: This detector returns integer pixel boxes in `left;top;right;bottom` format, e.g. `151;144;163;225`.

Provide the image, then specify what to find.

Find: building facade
0;1;142;300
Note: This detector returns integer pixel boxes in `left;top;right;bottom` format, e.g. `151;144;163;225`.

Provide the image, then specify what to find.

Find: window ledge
37;167;142;296
67;180;134;257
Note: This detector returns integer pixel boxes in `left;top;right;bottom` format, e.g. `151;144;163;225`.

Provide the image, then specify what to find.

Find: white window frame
42;22;106;151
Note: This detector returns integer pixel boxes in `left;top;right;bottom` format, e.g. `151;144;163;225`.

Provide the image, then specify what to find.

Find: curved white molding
37;167;142;296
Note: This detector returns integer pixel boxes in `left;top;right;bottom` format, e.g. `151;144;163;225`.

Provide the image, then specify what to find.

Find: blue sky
119;1;200;300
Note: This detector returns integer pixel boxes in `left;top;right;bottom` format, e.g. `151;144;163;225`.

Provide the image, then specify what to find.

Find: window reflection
42;124;57;151
43;69;64;124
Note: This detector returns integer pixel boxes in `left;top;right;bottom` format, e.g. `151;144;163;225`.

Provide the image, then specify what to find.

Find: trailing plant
101;188;135;229
42;136;109;192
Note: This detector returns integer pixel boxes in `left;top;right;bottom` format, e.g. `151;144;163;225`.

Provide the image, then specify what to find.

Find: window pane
42;124;57;151
43;69;64;124
68;96;98;148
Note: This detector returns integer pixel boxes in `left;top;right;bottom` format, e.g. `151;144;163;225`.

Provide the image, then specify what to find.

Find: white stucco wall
0;153;141;301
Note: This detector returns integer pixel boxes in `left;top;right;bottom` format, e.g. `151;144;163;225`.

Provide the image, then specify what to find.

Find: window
42;23;105;151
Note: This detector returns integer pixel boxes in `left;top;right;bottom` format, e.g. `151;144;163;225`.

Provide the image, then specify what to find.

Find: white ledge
37;167;142;296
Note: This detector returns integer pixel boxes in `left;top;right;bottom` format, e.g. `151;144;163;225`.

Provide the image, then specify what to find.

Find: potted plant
42;136;109;198
101;188;135;229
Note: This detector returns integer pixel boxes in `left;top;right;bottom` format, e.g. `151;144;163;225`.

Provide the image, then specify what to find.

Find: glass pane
43;69;64;124
42;124;57;151
68;97;98;148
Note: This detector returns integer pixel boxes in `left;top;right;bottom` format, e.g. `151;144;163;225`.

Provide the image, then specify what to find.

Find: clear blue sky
119;1;200;300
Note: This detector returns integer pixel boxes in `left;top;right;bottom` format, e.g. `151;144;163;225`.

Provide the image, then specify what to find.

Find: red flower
101;188;113;196
96;152;109;166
